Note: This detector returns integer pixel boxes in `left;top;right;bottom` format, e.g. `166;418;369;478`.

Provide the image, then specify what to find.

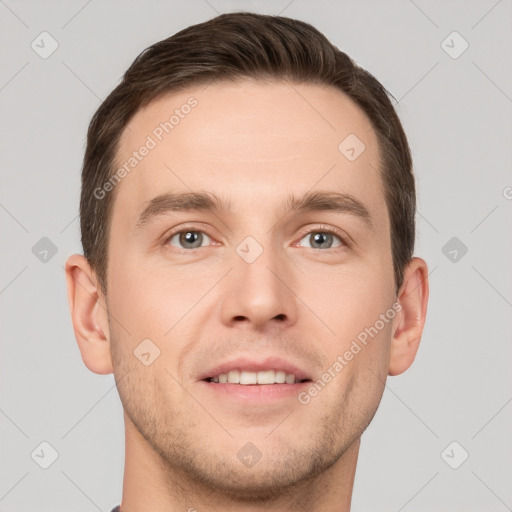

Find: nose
219;237;299;331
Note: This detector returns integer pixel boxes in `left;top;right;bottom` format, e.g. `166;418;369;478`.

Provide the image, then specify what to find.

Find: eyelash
163;224;349;251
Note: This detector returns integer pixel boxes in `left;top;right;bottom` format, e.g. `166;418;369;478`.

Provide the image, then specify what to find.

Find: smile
205;369;310;385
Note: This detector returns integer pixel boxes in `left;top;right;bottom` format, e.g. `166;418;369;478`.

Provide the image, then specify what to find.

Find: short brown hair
80;11;415;297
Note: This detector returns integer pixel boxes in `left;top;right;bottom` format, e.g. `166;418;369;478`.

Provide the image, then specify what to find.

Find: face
106;79;397;496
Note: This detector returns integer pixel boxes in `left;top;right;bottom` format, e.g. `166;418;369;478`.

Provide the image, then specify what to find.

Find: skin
65;79;429;512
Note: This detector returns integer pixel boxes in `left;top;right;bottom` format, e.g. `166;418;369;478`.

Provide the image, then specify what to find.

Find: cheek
106;260;166;352
323;318;392;420
306;268;395;395
300;264;394;341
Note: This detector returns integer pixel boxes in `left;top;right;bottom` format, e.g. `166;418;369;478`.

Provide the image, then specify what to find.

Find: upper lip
197;355;313;382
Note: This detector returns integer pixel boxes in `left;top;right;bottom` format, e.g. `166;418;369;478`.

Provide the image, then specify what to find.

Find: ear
64;253;113;375
388;257;429;376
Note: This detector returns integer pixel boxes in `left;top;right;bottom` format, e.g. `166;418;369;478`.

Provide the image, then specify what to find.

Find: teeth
257;370;275;384
275;370;286;383
209;369;301;385
239;370;257;384
228;369;240;383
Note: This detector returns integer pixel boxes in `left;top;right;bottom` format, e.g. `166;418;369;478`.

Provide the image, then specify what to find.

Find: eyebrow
134;190;374;231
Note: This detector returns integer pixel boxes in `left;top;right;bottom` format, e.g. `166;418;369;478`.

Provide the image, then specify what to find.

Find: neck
119;412;360;512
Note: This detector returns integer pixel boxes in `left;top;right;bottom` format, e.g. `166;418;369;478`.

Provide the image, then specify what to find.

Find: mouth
203;369;311;385
197;358;313;403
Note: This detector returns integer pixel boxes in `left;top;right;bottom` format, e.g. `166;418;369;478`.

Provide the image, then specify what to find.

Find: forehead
112;79;386;230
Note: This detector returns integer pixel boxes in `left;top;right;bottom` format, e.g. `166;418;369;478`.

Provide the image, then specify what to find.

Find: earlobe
388;257;429;376
65;254;114;375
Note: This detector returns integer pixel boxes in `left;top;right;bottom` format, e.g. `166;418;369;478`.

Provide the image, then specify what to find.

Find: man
65;11;428;512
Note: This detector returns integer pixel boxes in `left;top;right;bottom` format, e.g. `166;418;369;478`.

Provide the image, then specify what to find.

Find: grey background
1;0;511;510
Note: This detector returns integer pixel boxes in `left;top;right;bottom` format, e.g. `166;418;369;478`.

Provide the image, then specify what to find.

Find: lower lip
199;380;311;403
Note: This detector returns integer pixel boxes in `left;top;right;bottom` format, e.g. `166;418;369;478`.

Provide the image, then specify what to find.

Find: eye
165;229;213;250
296;228;345;250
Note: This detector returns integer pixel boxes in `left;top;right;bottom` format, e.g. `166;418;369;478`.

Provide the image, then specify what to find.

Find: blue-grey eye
167;230;212;249
299;231;343;249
